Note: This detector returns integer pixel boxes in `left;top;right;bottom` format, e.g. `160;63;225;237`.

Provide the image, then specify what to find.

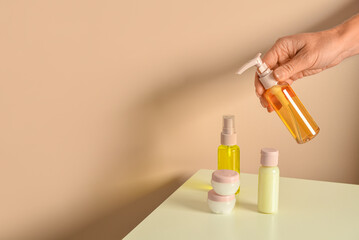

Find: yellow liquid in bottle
264;84;320;144
218;145;240;194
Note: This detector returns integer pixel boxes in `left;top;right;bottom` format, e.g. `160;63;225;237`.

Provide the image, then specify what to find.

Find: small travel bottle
258;148;280;214
237;53;320;144
218;115;240;194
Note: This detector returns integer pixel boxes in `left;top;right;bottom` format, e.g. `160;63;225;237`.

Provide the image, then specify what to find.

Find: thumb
273;56;309;81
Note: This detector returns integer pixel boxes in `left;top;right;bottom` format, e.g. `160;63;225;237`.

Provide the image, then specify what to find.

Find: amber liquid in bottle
263;84;320;144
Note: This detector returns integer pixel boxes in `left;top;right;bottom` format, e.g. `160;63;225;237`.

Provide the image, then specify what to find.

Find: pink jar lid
212;169;239;183
208;189;235;202
261;148;279;166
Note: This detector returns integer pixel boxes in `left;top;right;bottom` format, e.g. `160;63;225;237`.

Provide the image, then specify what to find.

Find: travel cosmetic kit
207;53;320;214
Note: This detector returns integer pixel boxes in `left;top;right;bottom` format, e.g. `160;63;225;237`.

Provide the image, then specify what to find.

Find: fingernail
260;98;268;108
260;100;265;108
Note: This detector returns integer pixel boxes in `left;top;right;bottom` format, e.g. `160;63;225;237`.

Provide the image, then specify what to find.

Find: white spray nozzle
222;115;235;134
236;53;269;75
221;115;237;146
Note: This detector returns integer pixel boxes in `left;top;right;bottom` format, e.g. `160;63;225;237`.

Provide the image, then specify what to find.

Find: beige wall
1;0;358;239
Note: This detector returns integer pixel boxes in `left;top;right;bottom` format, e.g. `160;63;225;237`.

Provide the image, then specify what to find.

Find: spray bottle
218;115;240;194
237;53;320;144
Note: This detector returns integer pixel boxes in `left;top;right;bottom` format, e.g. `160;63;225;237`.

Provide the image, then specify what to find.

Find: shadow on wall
66;175;188;240
112;0;359;217
306;1;359;32
284;0;359;184
66;1;359;239
117;0;359;186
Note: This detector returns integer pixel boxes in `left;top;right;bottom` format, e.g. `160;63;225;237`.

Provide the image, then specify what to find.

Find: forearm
335;14;359;58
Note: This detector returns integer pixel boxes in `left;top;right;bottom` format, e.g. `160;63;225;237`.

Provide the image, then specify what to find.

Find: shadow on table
238;201;257;212
182;178;212;192
165;178;212;214
169;189;258;214
171;195;212;214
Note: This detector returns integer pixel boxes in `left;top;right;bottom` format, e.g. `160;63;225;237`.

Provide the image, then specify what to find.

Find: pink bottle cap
212;169;239;183
261;148;279;166
208;189;235;202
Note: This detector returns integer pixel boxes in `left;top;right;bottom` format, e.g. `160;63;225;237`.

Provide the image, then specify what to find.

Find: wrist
334;14;359;58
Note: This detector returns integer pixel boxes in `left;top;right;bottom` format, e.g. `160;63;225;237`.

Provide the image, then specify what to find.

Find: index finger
262;44;280;69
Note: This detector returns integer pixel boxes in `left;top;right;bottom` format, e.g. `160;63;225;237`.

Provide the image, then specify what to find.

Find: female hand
256;15;359;112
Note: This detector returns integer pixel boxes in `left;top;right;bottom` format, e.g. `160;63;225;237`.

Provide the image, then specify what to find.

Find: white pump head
237;53;269;75
236;53;277;89
221;115;237;146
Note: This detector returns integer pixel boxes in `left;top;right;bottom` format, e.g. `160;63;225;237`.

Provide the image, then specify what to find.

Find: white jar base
207;199;235;214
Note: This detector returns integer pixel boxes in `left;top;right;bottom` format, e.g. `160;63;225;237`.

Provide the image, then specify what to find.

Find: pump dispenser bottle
237;53;320;144
218;115;240;194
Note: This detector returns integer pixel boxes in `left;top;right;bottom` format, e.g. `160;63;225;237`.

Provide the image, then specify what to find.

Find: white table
124;169;359;240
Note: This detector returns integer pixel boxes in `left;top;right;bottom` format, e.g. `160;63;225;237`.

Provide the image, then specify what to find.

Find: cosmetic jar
207;189;235;214
211;169;240;195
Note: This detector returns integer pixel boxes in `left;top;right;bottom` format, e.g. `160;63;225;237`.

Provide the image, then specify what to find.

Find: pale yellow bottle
237;53;320;144
258;148;279;214
218;115;240;194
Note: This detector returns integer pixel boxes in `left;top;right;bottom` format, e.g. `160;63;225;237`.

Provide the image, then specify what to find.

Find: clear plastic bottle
258;148;280;214
237;53;320;144
218;115;240;194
